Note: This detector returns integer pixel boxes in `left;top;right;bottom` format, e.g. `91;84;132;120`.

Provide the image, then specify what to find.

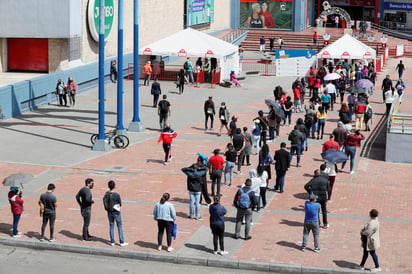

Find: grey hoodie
247;169;261;196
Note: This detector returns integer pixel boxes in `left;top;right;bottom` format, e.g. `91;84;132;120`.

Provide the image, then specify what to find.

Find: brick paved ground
0;58;411;273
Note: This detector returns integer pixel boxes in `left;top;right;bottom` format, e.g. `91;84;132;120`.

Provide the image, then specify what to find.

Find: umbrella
2;173;33;188
323;73;341;81
347;86;365;94
265;99;284;119
355;79;374;89
335;69;347;76
321;149;348;164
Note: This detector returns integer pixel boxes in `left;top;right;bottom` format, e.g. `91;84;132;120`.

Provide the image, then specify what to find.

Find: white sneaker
370;267;382;272
219;250;229;255
49;238;56;242
120;242;129;247
158;245;162;251
213;251;219;255
12;234;21;238
350;171;355;174
111;242;116;246
167;247;174;252
164;162;168;165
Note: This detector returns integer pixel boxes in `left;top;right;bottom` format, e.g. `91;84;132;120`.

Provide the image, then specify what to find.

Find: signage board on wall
240;0;292;29
187;0;215;27
87;0;115;42
384;2;412;11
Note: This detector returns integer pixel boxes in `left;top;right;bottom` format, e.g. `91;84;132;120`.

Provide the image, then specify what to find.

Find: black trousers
210;169;222;196
205;113;214;129
41;211;56;239
59;94;67;106
162;143;171;162
200;176;211;204
211;224;225;251
153;94;159;107
317;201;328;226
81;207;91;240
157;220;173;247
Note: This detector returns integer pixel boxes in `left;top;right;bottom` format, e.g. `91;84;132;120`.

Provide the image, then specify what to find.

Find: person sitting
230;71;242;87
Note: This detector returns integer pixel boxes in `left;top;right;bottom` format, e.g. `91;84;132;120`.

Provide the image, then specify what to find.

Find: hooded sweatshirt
247;170;261;196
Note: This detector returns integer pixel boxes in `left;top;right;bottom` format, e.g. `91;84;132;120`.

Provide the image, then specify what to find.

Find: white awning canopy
317;34;376;60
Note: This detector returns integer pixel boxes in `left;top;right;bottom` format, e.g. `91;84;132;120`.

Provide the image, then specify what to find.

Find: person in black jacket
204;96;215;130
182;157;208;220
296;118;307;154
288;126;305;167
110;60;117;83
75;178;95;241
209;196;227;255
304;170;331;228
274;142;290;193
151;78;161;107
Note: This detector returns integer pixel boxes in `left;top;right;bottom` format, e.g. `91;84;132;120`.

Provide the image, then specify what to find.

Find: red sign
205;50;215;59
143;48;152;55
178;49;187;57
363;52;373;59
341;51;350;59
321;51;331;59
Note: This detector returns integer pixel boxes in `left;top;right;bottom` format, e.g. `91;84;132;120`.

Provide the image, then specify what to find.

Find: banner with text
187;0;214;27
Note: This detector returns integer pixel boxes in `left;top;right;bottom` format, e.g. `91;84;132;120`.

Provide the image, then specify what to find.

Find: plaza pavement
0;57;411;273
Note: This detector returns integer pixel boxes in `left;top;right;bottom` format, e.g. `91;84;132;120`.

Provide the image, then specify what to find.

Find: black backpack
159;100;169;113
273;86;282;100
184;62;189;70
304;114;314;128
103;191;114;212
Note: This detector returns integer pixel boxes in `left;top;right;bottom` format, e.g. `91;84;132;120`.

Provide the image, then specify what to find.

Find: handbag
172;223;177;240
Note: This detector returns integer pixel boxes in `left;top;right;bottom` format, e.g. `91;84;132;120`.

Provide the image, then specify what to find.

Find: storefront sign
330;0;374;7
240;0;292;29
187;0;215;27
384;2;412;11
87;0;115;42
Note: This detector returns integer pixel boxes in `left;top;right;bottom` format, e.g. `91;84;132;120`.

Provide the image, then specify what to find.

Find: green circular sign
87;0;115;42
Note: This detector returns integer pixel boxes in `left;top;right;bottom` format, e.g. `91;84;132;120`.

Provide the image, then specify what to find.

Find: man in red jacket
158;124;177;165
8;186;24;237
322;134;340;153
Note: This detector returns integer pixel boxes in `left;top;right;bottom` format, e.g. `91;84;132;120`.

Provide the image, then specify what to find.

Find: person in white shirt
325;82;337;111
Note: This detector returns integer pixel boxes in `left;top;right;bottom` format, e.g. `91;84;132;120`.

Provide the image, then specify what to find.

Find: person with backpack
153;192;176;252
218;102;230;136
151;78;161;108
39;184;57;242
8;186;24;238
66;77;77;107
305;104;317;139
355;101;367;130
184;58;194;84
158;95;171;129
197;153;212;206
157;124;177;165
103;180;128;247
233;178;255;240
258;144;273;187
251;119;261;155
288;126;305;167
364;103;372;131
296;118;308;153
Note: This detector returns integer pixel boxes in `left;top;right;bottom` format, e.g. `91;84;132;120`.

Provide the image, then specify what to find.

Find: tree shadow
135;240;159;250
276;240;302;251
0;223;12;235
291;205;304;212
171;197;190;204
146;159;165;164
333;260;361;269
293;192;309;200
184;243;214;254
25;231;41;240
279;219;303;227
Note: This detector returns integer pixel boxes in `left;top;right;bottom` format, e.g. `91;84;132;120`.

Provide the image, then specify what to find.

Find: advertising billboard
240;0;292;29
187;0;214;27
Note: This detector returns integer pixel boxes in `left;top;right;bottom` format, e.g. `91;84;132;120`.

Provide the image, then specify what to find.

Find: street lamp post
116;0;127;136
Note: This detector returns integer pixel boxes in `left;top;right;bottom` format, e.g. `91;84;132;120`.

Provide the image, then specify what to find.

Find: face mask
89;183;94;189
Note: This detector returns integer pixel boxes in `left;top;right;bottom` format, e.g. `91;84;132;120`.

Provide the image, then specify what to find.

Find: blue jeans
224;161;235;185
342;145;356;171
283;111;292;125
275;170;286;192
108;211;125;244
317;119;325;138
12;214;21;236
189;191;201;218
289;145;301;165
268;126;275;140
311;123;317;138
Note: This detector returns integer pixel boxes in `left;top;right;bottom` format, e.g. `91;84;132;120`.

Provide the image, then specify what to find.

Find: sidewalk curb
0;237;386;274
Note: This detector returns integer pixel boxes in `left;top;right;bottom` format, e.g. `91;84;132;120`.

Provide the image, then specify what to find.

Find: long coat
361;217;380;251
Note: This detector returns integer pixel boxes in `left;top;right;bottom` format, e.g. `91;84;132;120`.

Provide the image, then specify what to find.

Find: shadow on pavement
276;240;302;250
25;231;41;240
293;192;309;200
225;216;237;223
291;205;304;212
171;197;190;204
59;229;110;245
135;240;159;250
360;115;387;161
0;223;12;235
146;159;165;164
302;173;314;177
176;211;188;218
279;219;303;227
333;260;359;269
141;104;155;108
184;243;214;254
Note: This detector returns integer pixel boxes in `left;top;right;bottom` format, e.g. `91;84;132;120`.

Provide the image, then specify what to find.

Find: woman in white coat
359;209;381;272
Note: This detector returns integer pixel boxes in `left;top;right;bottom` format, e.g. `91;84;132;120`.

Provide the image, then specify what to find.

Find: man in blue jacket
302;193;321;252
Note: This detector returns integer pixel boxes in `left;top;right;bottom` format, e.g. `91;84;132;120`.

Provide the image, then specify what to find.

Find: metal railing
370;22;412;42
220;29;248;43
387;94;412;134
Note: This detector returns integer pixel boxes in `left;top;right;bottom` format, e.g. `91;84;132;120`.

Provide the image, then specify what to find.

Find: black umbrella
265;99;284;119
321;149;348;164
347;86;365;94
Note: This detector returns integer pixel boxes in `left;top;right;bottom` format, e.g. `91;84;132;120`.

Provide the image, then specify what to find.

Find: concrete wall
386;132;412;163
0;38;6;73
0;0;82;38
49;39;69;73
210;0;231;31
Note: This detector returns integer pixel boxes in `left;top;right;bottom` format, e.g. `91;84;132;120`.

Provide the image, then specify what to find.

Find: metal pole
129;0;144;132
93;0;111;151
116;0;127;136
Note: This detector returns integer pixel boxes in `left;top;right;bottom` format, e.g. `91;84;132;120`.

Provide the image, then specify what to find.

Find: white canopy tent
317;34;376;61
139;28;239;81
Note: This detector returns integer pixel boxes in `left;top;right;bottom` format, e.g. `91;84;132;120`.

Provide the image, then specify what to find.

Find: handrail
370;22;412;42
387;94;412;134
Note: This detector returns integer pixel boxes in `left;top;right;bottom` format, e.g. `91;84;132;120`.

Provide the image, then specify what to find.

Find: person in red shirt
355;103;367;130
308;73;315;98
322;134;340;153
260;2;274;29
8;187;24;237
209;149;225;197
341;130;365;174
157;124;177;165
313;32;318;46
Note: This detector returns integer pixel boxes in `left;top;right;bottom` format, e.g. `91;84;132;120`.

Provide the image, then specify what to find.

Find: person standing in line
55;79;67;107
355;101;367;130
143;61;152;86
255;110;268;147
104;180;128;247
301;193;321;252
322;134;340;153
182;157;208;220
8;186;24;238
66;77;77;107
157;123;177;165
177;69;188;95
158;95;171;129
341;129;365;174
332;122;348;150
272;142;289;192
259;36;265;53
258;144;273;187
269;37;275;52
316;106;327;140
75;178;95;241
229;116;238;138
110;60;117;83
232;179;254;240
304;169;330;229
184;58;194;84
347;92;357;121
251;119;261;155
288;126;305;167
282;95;294;126
224;143;237;187
358;209;381;272
153;193;176;252
218;102;230;136
395;60;405;79
321;90;331;113
232;128;246;175
257;165;268;208
204;96;215;130
277;37;284;49
209;149;225;197
151;78;161;108
242;127;252;166
325;81;337;111
323;161;337;200
209;196;228;255
364;103;373;131
39;183;57;242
